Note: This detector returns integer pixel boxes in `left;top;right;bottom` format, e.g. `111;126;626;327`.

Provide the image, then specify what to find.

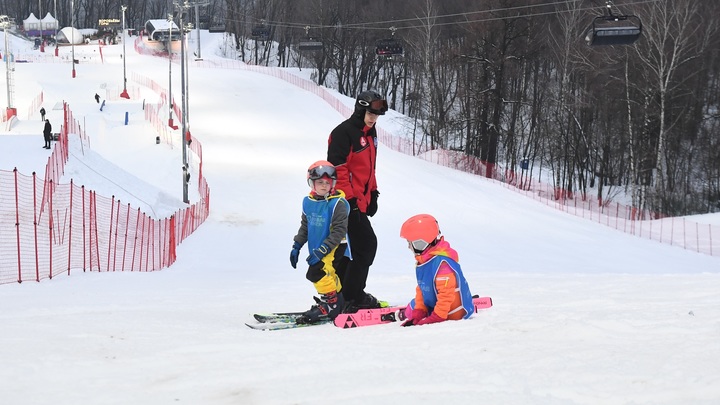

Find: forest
4;0;719;215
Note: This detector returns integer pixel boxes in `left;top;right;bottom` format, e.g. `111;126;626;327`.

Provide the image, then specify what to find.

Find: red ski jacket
327;114;378;213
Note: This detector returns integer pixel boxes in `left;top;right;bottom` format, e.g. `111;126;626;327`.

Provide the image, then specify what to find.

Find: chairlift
251;24;270;41
375;38;404;60
298;26;323;52
209;24;226;33
375;27;403;60
298;38;323;52
585;2;642;46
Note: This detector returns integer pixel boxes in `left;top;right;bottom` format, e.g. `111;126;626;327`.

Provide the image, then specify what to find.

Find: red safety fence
0;100;210;285
27;92;44;121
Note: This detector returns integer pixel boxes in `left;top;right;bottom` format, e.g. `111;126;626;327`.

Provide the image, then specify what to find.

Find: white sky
1;31;719;405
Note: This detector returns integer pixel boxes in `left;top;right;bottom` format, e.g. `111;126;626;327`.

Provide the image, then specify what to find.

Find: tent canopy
23;13;58;36
57;26;83;45
23;13;40;27
41;13;59;29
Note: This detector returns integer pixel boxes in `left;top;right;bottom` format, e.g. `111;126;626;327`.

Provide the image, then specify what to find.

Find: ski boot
296;291;344;325
342;292;387;314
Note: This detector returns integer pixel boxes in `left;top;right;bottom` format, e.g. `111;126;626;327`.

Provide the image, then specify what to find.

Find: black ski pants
333;210;377;303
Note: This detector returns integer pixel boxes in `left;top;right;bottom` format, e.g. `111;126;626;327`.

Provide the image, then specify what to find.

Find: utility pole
176;1;190;204
167;13;175;128
71;0;76;78
120;5;129;98
54;0;58;56
38;0;44;52
1;15;16;119
191;1;209;60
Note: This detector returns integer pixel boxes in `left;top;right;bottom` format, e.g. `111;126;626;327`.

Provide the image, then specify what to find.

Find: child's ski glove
415;312;445;326
290;241;302;268
307;243;330;265
401;308;428;327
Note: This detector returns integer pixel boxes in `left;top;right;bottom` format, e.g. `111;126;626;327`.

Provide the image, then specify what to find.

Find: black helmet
354;90;388;115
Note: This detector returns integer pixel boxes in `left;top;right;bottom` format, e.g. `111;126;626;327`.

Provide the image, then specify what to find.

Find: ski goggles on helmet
358;99;388;115
407;239;430;253
308;164;336;180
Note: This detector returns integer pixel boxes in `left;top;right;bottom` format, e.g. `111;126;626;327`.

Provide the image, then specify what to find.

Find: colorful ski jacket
411;239;474;320
293;190;350;262
327;113;378;214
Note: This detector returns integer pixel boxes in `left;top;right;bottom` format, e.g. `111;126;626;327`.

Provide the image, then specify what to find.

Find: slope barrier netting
0;99;210;285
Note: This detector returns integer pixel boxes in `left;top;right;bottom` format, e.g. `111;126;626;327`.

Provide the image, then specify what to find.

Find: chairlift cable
231;0;657;33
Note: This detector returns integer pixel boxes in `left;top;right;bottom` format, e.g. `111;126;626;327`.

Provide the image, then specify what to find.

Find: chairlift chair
298;38;323;52
298;26;323;52
375;38;404;60
585;7;642;46
209;24;226;33
251;25;270;41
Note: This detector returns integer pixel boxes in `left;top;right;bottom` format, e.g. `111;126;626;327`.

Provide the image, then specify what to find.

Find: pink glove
401;308;427;327
414;312;445;326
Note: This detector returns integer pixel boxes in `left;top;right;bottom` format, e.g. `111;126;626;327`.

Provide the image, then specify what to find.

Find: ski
245;318;332;331
253;312;304;324
334;296;493;329
252;300;391;324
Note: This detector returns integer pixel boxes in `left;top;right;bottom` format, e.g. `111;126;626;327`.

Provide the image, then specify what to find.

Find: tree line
5;0;719;215
224;0;720;216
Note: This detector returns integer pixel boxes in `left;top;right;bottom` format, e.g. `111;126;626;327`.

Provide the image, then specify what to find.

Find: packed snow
1;30;719;405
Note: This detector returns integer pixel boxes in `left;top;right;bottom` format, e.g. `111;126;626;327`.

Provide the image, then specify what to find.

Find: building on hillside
142;19;181;52
144;19;180;42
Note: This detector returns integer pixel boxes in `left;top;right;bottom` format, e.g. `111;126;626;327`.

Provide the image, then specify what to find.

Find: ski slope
1;30;719;405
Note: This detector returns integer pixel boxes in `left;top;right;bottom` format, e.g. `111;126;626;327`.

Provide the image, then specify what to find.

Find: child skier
290;161;350;324
399;214;474;326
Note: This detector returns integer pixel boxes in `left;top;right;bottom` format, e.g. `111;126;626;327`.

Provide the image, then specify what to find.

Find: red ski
334;296;493;328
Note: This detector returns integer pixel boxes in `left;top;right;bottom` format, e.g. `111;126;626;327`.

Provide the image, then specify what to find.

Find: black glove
347;198;359;212
367;190;379;217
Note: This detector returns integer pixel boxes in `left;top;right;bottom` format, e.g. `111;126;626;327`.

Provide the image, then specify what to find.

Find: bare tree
634;0;710;202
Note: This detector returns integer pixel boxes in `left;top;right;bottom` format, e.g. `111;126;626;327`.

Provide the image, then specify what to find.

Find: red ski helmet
400;214;440;253
307;160;337;189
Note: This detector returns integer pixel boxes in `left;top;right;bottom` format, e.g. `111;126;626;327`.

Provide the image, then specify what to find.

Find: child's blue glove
307;244;330;265
290;241;302;269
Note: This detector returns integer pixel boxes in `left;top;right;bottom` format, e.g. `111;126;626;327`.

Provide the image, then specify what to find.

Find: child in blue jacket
290;161;350;324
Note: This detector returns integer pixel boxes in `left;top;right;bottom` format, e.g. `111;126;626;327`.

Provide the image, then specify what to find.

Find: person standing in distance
327;90;388;312
43;119;52;149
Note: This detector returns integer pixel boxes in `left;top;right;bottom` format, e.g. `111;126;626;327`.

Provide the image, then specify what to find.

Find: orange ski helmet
307;160;337;189
400;214;440;253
